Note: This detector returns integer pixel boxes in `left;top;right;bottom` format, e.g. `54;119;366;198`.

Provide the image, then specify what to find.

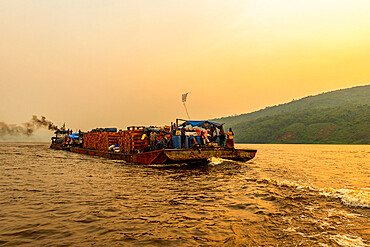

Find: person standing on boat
196;129;201;137
210;126;218;142
141;133;149;152
219;124;226;146
156;133;163;150
202;127;209;145
226;128;234;147
149;130;156;151
181;126;186;148
161;134;168;149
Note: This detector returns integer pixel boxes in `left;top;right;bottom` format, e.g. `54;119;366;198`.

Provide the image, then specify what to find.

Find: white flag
182;93;189;103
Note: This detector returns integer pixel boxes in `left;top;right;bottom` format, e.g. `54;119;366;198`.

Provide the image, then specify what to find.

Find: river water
0;143;369;246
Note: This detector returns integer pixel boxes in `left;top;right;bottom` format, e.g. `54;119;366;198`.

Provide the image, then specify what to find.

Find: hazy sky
1;0;369;136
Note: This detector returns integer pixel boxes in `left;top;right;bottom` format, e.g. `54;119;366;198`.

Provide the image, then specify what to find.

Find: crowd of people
145;129;173;151
141;123;235;151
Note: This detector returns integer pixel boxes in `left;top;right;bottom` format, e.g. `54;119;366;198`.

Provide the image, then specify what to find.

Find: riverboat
50;120;257;165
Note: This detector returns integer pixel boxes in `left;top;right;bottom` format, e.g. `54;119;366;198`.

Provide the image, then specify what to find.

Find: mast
182;92;191;120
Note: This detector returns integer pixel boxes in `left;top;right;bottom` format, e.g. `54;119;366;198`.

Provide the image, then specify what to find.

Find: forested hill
213;85;370;144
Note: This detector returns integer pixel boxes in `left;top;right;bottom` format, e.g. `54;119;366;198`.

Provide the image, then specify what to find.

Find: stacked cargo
83;132;94;149
83;132;95;150
99;132;109;151
82;131;109;151
131;129;147;152
116;129;149;153
118;130;133;154
83;128;150;153
108;132;120;147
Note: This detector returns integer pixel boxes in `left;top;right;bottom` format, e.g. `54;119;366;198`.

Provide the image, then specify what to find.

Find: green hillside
213;85;370;144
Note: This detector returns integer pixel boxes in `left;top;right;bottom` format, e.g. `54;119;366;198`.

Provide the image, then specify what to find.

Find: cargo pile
83;131;108;151
131;129;148;152
118;130;133;153
118;129;148;153
83;128;148;153
83;131;121;152
108;132;120;147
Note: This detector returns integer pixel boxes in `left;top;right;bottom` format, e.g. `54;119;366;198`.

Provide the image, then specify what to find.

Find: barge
68;146;256;165
50;119;257;165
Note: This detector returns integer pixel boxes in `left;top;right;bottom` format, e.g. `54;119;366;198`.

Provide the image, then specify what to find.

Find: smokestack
0;115;59;138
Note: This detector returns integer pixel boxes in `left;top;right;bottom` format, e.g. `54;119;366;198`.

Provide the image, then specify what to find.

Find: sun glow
0;0;369;132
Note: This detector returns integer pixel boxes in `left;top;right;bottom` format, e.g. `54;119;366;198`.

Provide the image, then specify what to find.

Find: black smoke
0;116;59;138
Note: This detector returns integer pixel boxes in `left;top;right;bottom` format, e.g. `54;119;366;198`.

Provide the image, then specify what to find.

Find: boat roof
182;120;222;128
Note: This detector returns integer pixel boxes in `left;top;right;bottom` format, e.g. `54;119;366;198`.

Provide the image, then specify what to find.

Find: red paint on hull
52;146;257;165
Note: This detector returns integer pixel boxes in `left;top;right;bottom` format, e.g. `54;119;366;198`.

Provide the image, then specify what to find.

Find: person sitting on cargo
149;130;156;151
226;128;234;147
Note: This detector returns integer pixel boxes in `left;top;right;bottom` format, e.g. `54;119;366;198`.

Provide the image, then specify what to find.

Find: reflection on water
0;143;369;246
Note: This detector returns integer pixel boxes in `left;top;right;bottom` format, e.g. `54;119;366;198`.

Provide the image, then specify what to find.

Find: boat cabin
51;130;70;144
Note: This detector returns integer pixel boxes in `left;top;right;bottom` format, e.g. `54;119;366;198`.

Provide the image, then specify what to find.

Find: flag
182;92;189;103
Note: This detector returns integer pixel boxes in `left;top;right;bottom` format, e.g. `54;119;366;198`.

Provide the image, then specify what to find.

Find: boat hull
64;147;257;165
50;143;70;150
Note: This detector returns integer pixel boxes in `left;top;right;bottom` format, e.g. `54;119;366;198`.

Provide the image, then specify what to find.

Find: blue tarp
68;135;79;139
90;128;117;133
103;128;117;132
183;120;222;128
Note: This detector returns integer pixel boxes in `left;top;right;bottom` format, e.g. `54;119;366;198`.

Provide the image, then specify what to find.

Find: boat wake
265;178;370;208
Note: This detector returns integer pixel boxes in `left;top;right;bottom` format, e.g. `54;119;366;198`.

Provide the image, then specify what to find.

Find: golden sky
0;0;369;134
